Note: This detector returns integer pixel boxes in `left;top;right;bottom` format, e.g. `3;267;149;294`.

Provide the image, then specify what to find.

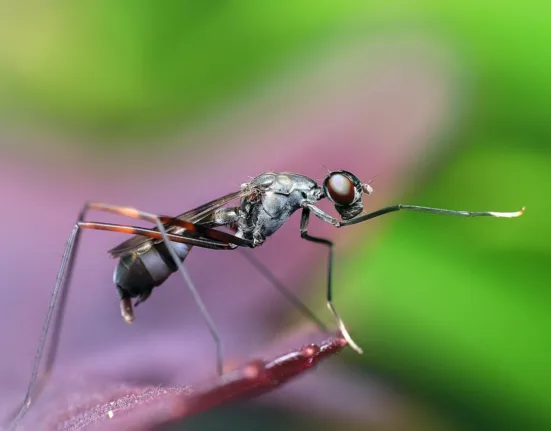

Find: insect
7;170;524;429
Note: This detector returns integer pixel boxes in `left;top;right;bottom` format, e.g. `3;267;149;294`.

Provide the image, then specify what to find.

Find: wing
108;189;250;258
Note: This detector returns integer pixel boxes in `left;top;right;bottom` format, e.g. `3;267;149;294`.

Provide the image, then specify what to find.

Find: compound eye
326;173;356;205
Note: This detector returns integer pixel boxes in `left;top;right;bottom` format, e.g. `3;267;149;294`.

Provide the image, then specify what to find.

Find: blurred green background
1;2;549;430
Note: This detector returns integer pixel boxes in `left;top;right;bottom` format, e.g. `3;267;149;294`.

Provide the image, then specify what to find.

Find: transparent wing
108;189;250;257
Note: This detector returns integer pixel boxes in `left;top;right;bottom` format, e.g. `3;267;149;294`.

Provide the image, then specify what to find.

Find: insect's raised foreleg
339;204;525;227
299;208;363;354
303;202;524;228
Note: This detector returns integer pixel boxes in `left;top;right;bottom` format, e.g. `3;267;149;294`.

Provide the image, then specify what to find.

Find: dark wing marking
108;189;250;258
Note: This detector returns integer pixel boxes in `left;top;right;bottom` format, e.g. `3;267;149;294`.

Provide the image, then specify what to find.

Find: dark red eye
326;173;356;205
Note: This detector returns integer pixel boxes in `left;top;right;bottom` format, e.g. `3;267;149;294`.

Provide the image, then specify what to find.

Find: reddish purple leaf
14;336;345;431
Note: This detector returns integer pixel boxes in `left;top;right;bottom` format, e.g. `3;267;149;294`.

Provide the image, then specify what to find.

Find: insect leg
7;206;230;430
80;221;234;250
238;250;327;332
340;204;525;226
7;203;89;430
303;202;524;227
86;202;251;247
202;207;328;332
81;202;224;375
299;208;363;354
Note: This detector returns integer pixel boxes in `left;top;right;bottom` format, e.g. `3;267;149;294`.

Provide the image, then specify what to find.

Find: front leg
299;208;363;354
302;202;342;227
303;201;524;228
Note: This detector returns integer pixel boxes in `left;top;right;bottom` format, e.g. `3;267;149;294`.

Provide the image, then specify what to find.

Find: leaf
10;335;345;431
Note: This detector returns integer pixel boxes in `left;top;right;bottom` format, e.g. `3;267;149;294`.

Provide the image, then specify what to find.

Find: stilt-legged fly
7;170;524;429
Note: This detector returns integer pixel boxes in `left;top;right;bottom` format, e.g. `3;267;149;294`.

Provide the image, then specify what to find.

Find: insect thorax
237;172;322;246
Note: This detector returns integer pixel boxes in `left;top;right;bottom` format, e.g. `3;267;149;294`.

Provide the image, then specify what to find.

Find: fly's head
323;170;373;220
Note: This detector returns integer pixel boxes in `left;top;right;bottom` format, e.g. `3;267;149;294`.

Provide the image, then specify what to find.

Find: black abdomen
113;242;191;303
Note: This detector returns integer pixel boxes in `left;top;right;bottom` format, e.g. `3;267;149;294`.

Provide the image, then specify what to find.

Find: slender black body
111;172;325;308
6;169;524;431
